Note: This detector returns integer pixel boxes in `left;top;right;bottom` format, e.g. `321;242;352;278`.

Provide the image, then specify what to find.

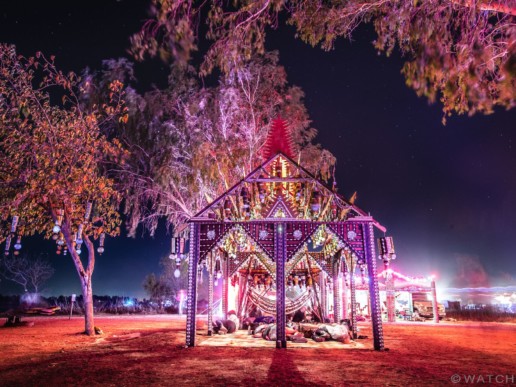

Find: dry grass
0;315;515;386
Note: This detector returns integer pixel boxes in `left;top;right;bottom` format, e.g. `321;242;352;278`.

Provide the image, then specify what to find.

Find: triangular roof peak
192;152;383;228
261;117;296;160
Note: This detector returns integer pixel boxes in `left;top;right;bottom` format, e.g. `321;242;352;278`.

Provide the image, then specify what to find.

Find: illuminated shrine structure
184;118;392;350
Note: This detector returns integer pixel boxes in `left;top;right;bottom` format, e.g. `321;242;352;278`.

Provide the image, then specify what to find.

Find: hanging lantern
84;202;92;222
10;216;19;235
241;186;250;209
310;190;321;214
331;200;338;218
179;237;185;259
97;233;105;254
259;185;266;203
378;236;396;266
63;245;68;256
14;235;22;251
76;224;84;245
53;209;64;234
223;198;232;219
174;268;181;278
4;235;11;255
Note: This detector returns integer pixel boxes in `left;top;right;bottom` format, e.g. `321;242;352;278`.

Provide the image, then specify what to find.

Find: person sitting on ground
213;318;237;335
227;310;240;329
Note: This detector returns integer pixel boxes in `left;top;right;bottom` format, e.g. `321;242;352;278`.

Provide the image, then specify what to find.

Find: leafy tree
105;53;335;235
131;0;515;120
0;45;126;335
0;254;54;294
142;272;172;307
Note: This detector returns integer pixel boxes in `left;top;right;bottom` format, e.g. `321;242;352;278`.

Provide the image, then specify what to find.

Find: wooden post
69;294;76;320
431;279;440;324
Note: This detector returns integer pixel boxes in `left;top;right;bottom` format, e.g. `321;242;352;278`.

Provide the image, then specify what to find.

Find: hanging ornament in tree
63;245;68;256
97;233;105;254
169;237;177;260
53;209;64;234
4;235;11;255
84;202;92;222
13;235;22;251
76;224;84;245
174;253;181;278
179;237;185;259
10;216;19;235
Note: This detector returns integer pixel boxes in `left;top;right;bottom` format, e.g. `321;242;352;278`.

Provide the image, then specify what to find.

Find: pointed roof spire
262;116;295;160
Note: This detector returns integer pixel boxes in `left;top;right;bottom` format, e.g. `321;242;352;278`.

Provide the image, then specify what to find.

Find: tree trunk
81;275;95;335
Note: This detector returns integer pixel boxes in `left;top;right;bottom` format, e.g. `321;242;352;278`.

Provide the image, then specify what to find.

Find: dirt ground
0;315;515;386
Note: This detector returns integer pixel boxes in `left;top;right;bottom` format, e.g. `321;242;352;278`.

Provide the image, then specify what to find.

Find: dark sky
1;1;515;297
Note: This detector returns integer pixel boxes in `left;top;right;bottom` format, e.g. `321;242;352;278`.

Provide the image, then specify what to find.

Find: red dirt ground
0;315;515;386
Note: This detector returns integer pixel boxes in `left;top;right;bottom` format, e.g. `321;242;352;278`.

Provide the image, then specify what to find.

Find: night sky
1;1;515;298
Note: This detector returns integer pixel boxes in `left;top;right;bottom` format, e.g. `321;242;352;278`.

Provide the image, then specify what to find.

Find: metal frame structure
185;152;386;350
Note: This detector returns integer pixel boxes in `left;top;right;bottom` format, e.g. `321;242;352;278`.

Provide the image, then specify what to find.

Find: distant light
123;299;134;307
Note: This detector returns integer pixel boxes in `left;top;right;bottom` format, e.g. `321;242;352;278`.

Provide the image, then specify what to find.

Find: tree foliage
142;272;172;304
131;0;515;119
0;44;126;334
102;53;335;236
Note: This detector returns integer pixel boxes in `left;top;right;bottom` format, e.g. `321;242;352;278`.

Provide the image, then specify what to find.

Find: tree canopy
131;0;515;120
0;44;126;334
102;53;335;236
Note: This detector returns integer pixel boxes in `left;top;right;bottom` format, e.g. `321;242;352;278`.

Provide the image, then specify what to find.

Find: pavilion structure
184;118;388;350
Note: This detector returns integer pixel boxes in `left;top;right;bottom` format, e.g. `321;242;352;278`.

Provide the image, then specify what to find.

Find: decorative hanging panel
198;223;234;262
241;223;275;260
285;222;320;261
327;222;366;261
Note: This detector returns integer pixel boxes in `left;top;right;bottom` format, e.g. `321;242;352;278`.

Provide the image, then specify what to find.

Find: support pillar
386;270;396;323
222;255;229;319
207;252;214;336
349;260;358;339
364;222;385;351
185;223;200;347
342;264;348;320
319;271;327;322
275;223;287;349
333;258;341;323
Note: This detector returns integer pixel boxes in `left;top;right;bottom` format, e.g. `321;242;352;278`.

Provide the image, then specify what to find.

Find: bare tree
0;254;54;294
